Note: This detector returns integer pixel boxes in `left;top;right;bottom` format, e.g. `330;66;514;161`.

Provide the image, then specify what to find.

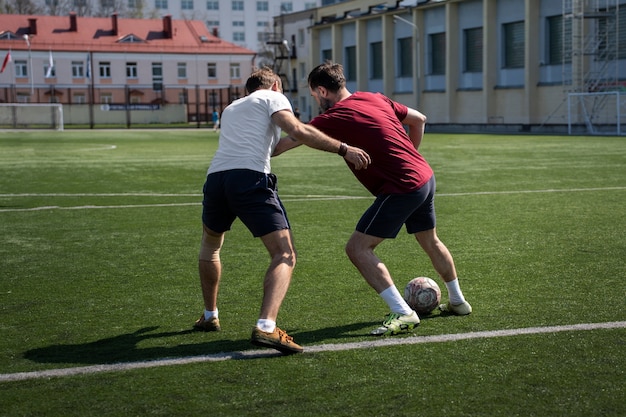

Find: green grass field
0;130;624;416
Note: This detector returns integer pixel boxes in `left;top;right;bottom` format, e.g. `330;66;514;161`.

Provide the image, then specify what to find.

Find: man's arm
402;108;427;150
271;109;371;170
272;135;302;157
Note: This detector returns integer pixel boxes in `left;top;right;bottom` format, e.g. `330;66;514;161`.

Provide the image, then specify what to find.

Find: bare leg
414;228;457;282
345;231;393;293
198;225;224;311
258;229;297;322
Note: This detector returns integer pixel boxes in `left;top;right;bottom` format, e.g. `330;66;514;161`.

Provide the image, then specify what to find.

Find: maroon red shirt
310;91;434;195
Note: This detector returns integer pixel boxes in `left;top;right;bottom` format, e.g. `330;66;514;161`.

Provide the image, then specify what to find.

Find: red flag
0;50;11;73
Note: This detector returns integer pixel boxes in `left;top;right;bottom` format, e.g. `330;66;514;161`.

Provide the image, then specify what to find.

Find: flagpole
88;51;94;129
23;35;33;96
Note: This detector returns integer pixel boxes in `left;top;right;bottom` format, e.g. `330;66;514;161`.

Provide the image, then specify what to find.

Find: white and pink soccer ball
403;277;441;314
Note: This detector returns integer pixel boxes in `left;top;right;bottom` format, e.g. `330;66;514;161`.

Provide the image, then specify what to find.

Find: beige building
0;13;256;126
283;0;625;134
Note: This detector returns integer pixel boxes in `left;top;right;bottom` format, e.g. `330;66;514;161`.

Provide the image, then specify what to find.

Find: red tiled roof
0;13;256;56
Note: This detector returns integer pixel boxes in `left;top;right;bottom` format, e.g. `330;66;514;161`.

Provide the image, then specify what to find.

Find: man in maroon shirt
274;61;472;336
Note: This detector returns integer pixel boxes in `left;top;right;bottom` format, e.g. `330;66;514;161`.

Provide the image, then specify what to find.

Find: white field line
1;321;624;383
0;186;625;213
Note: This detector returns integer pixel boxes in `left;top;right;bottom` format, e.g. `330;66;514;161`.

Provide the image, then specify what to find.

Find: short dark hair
246;66;281;94
308;61;346;93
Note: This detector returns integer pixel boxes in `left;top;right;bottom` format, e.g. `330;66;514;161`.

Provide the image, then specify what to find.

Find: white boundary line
0;186;625;213
1;321;624;383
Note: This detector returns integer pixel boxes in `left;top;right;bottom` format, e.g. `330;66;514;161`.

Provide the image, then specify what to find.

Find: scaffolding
562;0;624;134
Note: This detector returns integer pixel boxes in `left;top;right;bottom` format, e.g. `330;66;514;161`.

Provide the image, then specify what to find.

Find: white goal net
0;103;64;131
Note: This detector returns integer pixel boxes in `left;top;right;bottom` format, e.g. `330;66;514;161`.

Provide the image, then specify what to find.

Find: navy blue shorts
202;169;290;238
356;175;437;238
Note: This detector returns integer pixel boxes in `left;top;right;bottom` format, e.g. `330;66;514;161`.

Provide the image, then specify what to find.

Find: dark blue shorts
356;175;437;238
202;169;290;238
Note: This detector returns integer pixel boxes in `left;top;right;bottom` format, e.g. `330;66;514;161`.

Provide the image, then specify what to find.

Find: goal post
0;103;64;131
567;92;624;136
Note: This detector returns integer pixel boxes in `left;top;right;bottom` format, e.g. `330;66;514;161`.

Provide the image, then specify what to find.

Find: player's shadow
22;321;381;365
23;327;254;365
291;315;442;344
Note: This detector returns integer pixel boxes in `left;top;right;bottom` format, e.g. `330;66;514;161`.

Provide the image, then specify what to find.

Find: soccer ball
404;277;441;314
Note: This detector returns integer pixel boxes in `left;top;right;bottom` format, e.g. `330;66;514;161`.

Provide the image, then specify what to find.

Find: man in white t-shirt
193;67;371;354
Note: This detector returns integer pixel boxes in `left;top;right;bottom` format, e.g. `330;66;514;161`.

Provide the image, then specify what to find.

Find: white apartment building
29;0;321;53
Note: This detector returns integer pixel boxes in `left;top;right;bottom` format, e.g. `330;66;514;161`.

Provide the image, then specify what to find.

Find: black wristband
338;142;348;157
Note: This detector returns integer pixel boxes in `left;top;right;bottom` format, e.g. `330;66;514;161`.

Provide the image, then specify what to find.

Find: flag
86;53;91;79
0;50;11;73
45;50;54;78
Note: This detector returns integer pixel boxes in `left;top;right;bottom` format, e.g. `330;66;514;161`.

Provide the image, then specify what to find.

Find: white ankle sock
380;286;413;315
256;319;276;333
204;308;218;320
445;279;466;305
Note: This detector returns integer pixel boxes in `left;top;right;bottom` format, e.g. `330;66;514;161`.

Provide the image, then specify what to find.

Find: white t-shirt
207;89;292;175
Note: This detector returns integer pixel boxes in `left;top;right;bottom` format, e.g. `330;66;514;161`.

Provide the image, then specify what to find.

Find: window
155;0;168;8
345;46;357;81
17;93;31;103
398;37;413;77
322;49;332;61
72;61;85;78
99;62;111;78
207;20;219;27
230;63;241;79
207;63;217;78
177;62;187;79
126;62;138;78
0;31;19;40
298;28;305;46
430;32;446;75
152;62;163;91
178;91;187;104
128;0;137;7
598;7;626;59
206;0;218;9
181;0;193;9
504;21;524;68
299;62;306;80
257;1;268;11
15;60;28;77
73;93;86;104
280;2;292;12
118;34;145;43
101;0;114;7
100;93;112;104
233;32;245;42
233;21;244;27
464;27;483;72
370;41;383;80
548;15;571;65
232;1;243;11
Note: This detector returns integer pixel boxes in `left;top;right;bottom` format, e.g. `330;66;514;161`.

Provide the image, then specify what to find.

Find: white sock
204;308;218;320
445;279;466;305
256;319;276;333
380;286;413;315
